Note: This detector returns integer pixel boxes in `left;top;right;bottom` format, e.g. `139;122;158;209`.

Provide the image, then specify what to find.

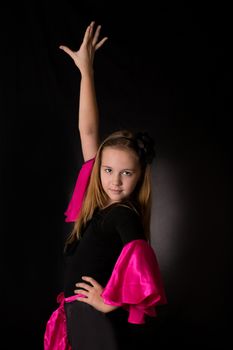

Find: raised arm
59;22;108;161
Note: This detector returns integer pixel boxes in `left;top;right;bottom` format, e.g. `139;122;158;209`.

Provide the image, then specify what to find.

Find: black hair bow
134;132;156;164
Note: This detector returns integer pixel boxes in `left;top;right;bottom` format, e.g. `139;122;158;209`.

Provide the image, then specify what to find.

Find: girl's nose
112;174;122;185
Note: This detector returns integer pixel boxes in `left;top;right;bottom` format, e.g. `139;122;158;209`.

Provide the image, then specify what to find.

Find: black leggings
64;300;145;350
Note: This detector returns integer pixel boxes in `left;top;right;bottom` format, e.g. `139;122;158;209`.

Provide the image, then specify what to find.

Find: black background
1;1;232;349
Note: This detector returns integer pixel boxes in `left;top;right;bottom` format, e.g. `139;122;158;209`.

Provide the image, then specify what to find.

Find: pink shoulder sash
64;158;95;222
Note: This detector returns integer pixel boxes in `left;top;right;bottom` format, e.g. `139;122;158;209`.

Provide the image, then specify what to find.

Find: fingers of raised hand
95;36;108;50
83;21;95;44
59;45;77;60
85;22;108;51
92;25;108;50
92;24;101;46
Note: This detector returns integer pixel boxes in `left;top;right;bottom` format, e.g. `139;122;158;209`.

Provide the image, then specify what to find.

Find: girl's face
100;147;141;204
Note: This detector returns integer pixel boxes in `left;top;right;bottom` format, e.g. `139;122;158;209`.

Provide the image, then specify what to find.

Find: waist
64;294;78;303
56;292;83;304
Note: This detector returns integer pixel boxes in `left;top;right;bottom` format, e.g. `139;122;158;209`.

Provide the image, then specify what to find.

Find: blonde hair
65;130;153;246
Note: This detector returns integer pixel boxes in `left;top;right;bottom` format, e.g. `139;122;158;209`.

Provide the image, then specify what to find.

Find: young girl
44;21;167;350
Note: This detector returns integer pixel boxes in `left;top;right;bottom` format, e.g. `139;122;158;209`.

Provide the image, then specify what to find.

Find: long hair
65;130;154;247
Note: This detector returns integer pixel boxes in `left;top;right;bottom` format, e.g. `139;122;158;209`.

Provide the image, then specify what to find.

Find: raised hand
59;21;108;75
74;276;119;313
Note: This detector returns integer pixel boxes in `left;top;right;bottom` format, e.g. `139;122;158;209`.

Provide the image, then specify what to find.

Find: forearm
78;69;99;137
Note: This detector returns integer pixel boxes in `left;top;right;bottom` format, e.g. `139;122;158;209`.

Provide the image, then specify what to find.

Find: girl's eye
122;171;132;176
105;168;112;173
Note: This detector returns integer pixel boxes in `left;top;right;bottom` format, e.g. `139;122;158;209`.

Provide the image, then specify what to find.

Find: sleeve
101;239;167;324
64;157;95;222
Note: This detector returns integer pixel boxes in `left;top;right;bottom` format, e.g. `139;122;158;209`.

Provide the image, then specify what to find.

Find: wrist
102;302;119;313
80;67;94;79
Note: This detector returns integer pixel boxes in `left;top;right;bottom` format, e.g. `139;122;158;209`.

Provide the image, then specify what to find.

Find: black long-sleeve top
63;204;146;297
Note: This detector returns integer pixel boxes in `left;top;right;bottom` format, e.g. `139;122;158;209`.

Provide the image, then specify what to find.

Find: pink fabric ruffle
64;158;95;222
44;241;167;347
44;292;76;350
101;239;167;324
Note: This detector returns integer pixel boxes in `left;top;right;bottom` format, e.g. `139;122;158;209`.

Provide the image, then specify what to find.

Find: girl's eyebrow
102;165;135;171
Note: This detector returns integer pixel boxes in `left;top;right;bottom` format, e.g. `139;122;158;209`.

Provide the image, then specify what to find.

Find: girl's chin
107;194;124;202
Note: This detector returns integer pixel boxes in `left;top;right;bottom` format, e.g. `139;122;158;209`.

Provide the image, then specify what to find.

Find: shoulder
103;202;141;222
102;202;145;244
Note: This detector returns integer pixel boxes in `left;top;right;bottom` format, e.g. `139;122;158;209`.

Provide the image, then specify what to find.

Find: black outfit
63;203;146;350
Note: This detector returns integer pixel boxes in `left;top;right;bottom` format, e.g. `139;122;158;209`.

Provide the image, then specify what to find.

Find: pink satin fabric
101;239;167;324
44;292;85;350
64;157;95;222
44;240;167;347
